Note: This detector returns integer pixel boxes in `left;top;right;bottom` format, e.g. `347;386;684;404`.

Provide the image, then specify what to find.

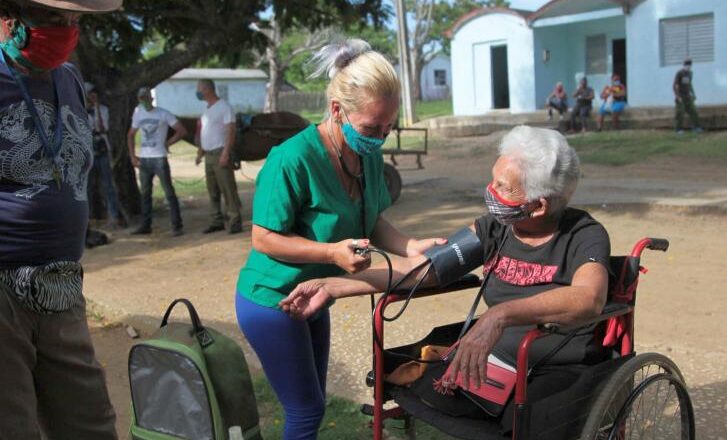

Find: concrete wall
534;15;625;110
627;0;727;106
451;13;535;115
420;54;451;101
154;80;266;117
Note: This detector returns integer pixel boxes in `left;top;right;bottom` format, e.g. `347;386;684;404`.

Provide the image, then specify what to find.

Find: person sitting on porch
545;82;568;121
597;74;627;131
570;77;594;133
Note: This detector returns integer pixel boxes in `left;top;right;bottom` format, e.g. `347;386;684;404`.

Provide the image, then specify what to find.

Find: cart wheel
383;163;402;203
580;353;695;440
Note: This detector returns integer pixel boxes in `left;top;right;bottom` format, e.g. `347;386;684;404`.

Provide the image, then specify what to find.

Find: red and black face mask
0;20;79;72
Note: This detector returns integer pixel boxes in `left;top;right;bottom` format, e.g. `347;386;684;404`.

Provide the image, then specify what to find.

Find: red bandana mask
1;21;80;72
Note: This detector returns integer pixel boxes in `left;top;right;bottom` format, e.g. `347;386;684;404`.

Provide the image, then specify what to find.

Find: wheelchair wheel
383;163;402;203
580;353;695;440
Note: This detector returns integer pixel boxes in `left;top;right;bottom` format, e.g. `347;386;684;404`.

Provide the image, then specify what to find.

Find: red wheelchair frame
365;237;691;440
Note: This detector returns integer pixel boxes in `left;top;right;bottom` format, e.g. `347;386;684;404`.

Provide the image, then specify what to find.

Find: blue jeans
138;157;182;229
236;293;330;440
92;153;121;220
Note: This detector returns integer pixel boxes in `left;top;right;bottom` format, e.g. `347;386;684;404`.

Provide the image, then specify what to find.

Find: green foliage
568;130;727;165
79;0;390;76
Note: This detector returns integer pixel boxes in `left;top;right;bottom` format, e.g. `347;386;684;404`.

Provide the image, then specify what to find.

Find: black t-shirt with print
473;208;611;367
674;69;693;98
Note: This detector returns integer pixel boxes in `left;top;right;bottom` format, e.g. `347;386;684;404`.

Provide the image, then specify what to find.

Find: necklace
327;119;362;196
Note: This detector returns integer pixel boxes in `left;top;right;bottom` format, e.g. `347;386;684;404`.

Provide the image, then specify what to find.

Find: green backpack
128;299;262;440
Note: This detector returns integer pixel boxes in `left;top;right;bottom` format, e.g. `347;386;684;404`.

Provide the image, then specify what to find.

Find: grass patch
300;110;325;124
152;177;208;199
253;375;456;439
568;130;727;165
415;99;452;120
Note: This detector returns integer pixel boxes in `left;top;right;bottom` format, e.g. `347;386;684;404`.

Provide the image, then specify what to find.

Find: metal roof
528;0;642;22
169;68;268;81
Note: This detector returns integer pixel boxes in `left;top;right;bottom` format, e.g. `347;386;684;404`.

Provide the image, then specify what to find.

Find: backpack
128;299;262;440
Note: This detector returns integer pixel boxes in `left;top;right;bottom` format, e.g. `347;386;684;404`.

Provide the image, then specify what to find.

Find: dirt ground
85;131;727;439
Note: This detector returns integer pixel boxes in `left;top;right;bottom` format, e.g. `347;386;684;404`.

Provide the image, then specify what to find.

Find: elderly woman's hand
405;237;448;257
280;279;332;320
329;239;371;273
447;309;506;391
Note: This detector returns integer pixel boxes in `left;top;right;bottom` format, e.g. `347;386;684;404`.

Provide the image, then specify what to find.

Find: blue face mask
195;91;205;100
341;110;386;156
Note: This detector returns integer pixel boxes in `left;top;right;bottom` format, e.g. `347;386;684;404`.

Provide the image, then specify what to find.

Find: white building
450;0;725;115
420;53;452;101
153;68;268;117
395;54;453;102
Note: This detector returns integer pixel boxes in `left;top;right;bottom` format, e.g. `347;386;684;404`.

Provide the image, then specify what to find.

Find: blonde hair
308;39;400;113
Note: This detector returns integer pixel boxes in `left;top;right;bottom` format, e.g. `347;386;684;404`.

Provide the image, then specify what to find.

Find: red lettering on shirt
483;256;558;286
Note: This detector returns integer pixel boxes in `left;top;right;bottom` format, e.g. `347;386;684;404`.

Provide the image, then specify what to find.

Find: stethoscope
327;118;367;238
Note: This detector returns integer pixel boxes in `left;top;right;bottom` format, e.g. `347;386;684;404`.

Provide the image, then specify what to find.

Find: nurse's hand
280;279;331;320
329;239;371;273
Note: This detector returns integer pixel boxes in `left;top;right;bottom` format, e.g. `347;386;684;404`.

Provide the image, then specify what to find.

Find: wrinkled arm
447;261;608;390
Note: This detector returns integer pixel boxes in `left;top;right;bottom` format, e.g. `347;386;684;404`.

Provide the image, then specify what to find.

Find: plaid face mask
484;183;529;225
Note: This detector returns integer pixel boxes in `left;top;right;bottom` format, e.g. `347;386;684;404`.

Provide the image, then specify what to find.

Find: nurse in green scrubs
235;39;443;439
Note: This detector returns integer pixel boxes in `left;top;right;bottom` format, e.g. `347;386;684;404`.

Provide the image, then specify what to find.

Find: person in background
86;82;126;228
597;74;627;131
570;77;594;133
0;0;121;438
127;87;188;236
545;81;568;121
673;58;703;134
195;79;243;234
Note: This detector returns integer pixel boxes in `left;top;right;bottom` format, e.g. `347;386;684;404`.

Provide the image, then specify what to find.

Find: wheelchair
361;238;695;440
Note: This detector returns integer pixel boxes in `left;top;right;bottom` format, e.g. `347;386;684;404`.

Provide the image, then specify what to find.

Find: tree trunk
409;47;422;102
265;54;283;113
106;92;141;218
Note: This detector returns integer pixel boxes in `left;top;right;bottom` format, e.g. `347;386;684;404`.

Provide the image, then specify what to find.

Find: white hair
498;125;580;213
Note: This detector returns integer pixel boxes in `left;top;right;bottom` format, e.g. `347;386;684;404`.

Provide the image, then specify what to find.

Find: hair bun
308;38;371;79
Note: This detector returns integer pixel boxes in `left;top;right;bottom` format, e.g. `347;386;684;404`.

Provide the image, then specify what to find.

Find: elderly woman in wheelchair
281;126;694;440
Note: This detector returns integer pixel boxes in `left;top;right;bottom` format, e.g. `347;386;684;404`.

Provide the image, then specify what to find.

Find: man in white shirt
127;87;188;236
195;79;242;234
86;82;125;228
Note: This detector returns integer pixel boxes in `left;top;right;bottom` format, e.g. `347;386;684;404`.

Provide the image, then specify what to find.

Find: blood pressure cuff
424;227;484;286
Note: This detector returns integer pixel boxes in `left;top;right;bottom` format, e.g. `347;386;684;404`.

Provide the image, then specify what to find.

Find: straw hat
20;0;122;12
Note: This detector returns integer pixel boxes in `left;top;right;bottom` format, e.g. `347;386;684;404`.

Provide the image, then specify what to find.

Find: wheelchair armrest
386;273;481;303
538;301;632;334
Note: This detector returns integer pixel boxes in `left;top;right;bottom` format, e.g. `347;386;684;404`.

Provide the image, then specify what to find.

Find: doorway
491;45;509;109
612;38;626;84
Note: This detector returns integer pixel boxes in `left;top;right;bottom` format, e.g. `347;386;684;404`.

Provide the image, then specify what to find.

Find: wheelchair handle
631;237;669;257
646;238;669;252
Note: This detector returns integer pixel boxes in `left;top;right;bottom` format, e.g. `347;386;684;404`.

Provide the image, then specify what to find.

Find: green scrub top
237;124;392;308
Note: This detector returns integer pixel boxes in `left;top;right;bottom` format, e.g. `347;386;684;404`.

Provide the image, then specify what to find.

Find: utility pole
395;0;416;126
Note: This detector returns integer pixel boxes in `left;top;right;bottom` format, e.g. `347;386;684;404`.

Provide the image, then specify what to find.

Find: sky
508;0;551;12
